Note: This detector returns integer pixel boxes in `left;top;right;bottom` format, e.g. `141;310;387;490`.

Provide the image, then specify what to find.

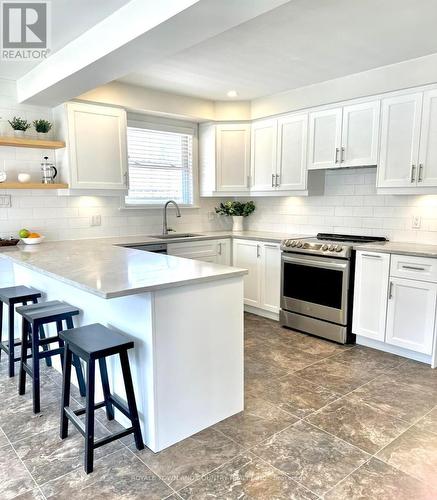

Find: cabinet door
216;124;250;192
232;239;260;307
67;102;128;189
377;93;423;188
308;108;342;170
418;89;437;187
341;101;380;167
277;113;307;191
386;277;437;355
352;251;390;341
260;243;281;313
251;119;278;191
215;239;231;266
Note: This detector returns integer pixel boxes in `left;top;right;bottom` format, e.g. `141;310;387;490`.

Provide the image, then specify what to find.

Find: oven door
281;252;350;325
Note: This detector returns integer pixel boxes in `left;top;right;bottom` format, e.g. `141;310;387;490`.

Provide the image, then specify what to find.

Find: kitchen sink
148;233;203;239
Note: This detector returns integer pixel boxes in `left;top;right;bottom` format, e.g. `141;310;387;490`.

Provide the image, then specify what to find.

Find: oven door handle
282;254;348;271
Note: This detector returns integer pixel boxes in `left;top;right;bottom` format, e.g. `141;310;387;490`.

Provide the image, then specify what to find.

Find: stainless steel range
280;233;387;344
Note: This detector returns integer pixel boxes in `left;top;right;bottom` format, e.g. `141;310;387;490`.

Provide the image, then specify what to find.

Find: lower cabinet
232;239;281;314
352;251;390;341
386;277;437;355
168;239;231;265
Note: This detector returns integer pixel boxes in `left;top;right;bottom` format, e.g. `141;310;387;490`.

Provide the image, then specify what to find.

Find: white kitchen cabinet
250;119;278;191
199;123;250;196
386;276;437;355
417;89;437;187
308;108;342;170
232;239;281;314
341;101;380;167
352;251;390;341
55;102;128;190
276;113;308;191
167;238;231;265
377;93;423;188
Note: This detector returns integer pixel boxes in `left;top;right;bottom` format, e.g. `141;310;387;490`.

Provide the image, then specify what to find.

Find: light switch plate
412;215;421;229
0;195;11;208
90;215;101;227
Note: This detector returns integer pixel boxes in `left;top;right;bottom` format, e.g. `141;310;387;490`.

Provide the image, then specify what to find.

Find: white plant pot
13;130;25;137
37;132;48;138
232;216;244;232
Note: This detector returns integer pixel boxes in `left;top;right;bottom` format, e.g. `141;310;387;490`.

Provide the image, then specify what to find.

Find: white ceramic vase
232;215;244;232
13;130;25;138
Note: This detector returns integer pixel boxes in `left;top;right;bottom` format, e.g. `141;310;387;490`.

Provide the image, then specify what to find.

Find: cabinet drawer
390;254;437;283
167;240;218;260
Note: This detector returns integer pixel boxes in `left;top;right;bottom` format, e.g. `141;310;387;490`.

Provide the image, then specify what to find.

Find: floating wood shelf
0;136;65;149
0;182;68;189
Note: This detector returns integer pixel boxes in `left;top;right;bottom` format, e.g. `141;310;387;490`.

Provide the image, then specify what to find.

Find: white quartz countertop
354;241;437;258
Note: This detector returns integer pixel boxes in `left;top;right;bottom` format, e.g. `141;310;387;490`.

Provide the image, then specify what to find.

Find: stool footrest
39;336;60;347
64;407;85;437
73;401;107;417
108;393;130;419
94;428;134;449
38;347;63;359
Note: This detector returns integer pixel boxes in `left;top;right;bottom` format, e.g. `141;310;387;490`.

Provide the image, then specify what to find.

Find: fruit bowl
21;236;45;245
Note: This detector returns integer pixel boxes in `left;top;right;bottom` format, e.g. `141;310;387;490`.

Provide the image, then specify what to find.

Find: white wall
240;167;437;244
0;78;229;240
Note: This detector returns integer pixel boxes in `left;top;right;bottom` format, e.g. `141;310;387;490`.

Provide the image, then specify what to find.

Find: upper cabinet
308;101;379;170
251;119;278;191
55;102;128;190
377;89;437;191
199;122;250;196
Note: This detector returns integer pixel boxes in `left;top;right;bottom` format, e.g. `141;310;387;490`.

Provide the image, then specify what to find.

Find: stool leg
18;319;29;395
56;320;65;372
60;345;72;439
30;321;41;413
85;359;95;474
65;317;86;397
119;350;144;451
98;358;114;420
8;304;14;377
31;297;51;368
0;301;3;362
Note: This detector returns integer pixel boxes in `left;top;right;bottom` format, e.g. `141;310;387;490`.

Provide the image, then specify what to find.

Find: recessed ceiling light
227;90;238;98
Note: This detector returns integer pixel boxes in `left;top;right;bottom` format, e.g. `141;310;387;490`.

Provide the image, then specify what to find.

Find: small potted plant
33;119;52;137
8;116;31;137
215;201;255;231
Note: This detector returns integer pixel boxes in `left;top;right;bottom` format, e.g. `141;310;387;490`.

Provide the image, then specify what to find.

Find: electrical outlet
0;195;11;208
90;215;101;227
207;211;216;221
412;215;421;229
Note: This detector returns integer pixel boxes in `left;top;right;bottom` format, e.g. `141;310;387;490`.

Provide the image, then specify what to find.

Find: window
125;119;196;206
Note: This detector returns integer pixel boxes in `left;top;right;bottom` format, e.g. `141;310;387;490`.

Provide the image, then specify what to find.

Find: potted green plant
33;119;52;137
8;116;31;137
215;201;255;231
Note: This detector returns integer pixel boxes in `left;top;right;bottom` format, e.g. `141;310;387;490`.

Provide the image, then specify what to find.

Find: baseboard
244;305;279;321
357;336;433;366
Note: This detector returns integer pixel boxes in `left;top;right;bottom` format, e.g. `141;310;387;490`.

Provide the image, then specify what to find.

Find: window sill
120;204;201;211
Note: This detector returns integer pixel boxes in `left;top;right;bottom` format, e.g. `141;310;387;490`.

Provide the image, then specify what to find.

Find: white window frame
122;114;199;209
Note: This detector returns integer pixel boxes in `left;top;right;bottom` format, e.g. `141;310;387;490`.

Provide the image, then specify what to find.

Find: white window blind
125;125;194;205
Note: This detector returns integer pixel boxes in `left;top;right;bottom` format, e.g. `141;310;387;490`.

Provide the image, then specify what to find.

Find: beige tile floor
1;313;437;499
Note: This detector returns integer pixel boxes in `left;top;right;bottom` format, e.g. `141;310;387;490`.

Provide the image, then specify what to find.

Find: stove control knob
283;240;290;246
335;245;343;252
290;240;297;247
321;244;329;251
296;241;303;248
329;244;335;251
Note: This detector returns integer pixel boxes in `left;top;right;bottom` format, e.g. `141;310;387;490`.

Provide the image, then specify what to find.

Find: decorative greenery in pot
215;201;255;231
8;116;31;137
33;119;52;136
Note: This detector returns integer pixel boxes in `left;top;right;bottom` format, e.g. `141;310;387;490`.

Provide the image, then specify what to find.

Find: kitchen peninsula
0;238;247;452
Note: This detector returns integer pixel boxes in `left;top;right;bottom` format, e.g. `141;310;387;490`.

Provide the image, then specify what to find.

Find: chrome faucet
162;200;181;234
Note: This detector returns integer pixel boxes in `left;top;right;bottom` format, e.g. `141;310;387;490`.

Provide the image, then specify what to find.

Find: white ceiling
117;0;437;101
0;0;131;80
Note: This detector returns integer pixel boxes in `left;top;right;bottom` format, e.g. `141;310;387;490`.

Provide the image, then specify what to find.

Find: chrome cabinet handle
341;147;345;163
275;174;280;187
218;242;222;255
247;175;251;188
418;163;424;182
335;148;340;163
410;164;416;183
257;244;261;258
123;171;129;187
271;174;275;187
402;265;425;271
388;281;393;299
362;253;381;258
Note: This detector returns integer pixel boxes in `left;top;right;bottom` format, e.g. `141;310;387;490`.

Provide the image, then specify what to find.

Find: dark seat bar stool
0;285;51;377
59;323;144;474
16;300;86;413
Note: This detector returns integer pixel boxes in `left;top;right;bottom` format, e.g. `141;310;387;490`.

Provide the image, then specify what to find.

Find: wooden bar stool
17;300;86;413
0;286;45;377
59;323;144;474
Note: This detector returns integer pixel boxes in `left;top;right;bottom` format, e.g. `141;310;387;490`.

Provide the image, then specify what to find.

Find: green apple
19;229;30;238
